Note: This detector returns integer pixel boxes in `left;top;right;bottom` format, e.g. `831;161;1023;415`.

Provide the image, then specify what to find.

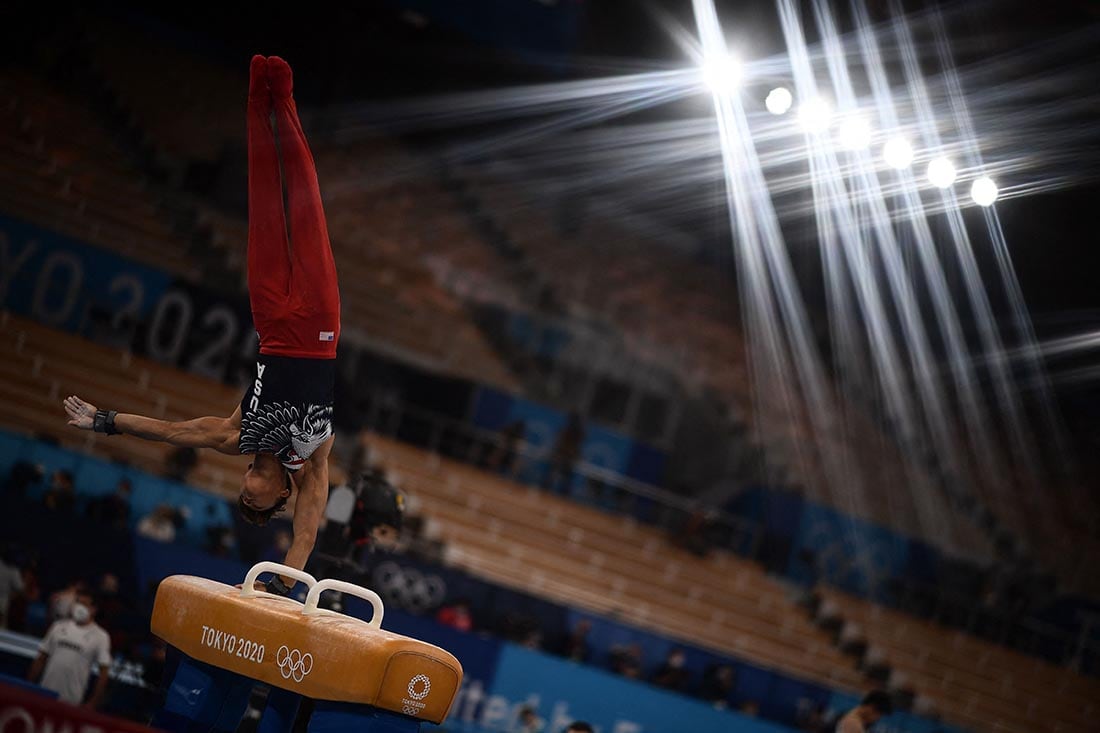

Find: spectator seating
0;313;862;696
184;153;522;389
39;22;948;564
0;71;989;566
0;72;197;277
0;313;246;496
452;168;990;564
85;16;245;166
820;587;1099;733
2;65;518;393
6;313;1097;733
42;5;1092;606
364;433;867;695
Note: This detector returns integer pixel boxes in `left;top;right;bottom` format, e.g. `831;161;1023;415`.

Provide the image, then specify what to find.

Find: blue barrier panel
0;434;965;733
72;457;135;499
0;429;29;479
789;503;911;602
0;214;173;331
0;214;257;383
22;442;82;500
624;442;666;492
132;536;249;591
580;425;632;481
488;645;796;733
469;388;667;490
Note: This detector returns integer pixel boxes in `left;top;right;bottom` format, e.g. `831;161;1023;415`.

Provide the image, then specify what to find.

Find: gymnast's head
238;453;292;525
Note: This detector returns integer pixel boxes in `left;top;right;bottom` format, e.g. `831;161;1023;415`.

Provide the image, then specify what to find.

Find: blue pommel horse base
148;563;463;733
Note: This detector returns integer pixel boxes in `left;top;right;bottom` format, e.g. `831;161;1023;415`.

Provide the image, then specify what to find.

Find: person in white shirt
136;505;177;543
27;591;111;708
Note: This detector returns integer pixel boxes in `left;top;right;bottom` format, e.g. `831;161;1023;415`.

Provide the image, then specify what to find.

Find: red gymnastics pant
247;55;340;359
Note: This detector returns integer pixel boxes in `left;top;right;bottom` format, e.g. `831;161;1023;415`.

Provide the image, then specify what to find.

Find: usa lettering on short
249;362;266;411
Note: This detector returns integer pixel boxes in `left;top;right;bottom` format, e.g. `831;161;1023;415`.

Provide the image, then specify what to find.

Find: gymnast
64;56;340;596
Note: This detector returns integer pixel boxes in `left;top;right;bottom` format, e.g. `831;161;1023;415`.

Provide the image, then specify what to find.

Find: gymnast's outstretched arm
63;395;241;455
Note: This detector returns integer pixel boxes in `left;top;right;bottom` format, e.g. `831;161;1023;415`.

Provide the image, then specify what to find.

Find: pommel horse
148;562;463;732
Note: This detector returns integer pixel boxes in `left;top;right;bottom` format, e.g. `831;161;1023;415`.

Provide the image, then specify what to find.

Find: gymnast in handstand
64;56;341;595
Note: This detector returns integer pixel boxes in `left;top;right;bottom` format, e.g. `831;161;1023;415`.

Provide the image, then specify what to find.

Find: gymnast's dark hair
237;470;293;526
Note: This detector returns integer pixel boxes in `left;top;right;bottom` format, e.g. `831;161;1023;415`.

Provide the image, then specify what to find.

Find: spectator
797;701;830;733
0;546;24;629
651;647;690;691
164;446;198;482
204;503;236;557
137;506;177;543
319;480;356;557
677;508;717;557
142;637;168;689
42;470;76;513
346;471;406;553
88;478;132;529
520;628;543;650
263;531;294;563
565;723;594;733
7;561;40;633
49;579;86;621
608;642;643;679
545;413;584;493
4;460;43;499
513;705;544;733
27;590;111;708
557;619;592;663
436;599;473;632
838;621;868;658
95;573;133;653
837;690;893;733
699;663;736;709
486;420;525;476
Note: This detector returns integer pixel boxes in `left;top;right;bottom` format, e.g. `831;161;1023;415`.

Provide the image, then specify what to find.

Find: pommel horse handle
303;578;385;628
240;562;319;598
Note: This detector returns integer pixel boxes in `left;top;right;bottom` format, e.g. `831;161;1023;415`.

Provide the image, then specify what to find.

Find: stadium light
883;136;914;170
765;87;793;115
798;97;832;133
970;176;999;206
837;115;872;151
701;53;743;94
927;156;957;188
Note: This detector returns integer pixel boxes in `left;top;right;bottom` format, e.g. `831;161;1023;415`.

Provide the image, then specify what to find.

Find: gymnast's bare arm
281;436;332;574
63;395;241;455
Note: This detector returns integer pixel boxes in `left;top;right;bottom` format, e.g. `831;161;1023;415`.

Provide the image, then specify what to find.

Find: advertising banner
0;214;173;331
485;646;794;733
788;503;911;602
0;683;161;733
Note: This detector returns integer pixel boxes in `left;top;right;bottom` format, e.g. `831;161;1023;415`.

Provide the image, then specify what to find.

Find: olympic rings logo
276;645;314;682
407;673;431;700
372;562;446;613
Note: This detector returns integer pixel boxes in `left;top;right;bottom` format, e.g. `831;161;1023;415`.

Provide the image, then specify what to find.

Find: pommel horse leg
149;564;462;733
151;657;258;732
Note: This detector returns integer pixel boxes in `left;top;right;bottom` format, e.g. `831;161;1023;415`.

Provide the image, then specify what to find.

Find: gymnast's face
240;454;290;511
